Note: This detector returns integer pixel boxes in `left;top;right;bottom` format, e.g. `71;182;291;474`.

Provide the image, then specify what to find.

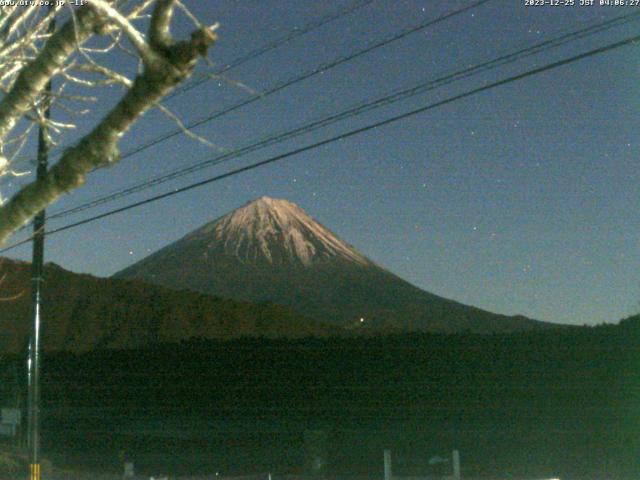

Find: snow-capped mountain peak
189;196;371;267
115;196;549;334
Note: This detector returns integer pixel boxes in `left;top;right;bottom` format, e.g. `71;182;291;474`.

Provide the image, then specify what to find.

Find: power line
5;0;497;229
165;0;377;101
2;31;638;254
6;0;492;182
1;0;376;175
46;10;640;221
109;0;494;162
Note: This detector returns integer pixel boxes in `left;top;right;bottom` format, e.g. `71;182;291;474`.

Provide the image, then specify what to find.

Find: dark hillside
116;197;553;334
0;258;338;354
1;320;634;478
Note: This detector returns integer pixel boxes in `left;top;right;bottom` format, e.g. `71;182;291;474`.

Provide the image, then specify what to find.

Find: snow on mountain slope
115;196;553;333
184;196;371;267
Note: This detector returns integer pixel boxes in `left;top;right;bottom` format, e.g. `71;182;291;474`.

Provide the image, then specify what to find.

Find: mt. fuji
115;196;550;333
192;196;371;267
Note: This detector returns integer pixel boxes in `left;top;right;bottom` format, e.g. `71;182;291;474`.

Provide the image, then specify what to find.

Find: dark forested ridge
0;258;339;354
2;317;638;478
115;197;552;334
0;256;545;357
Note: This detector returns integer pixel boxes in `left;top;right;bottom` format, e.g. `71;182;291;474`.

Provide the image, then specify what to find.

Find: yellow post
29;463;40;480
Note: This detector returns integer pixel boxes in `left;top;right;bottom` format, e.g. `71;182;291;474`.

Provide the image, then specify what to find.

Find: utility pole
27;8;54;480
452;449;461;480
383;449;392;480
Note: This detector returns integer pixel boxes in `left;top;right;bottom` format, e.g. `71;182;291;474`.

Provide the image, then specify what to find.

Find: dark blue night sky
3;0;639;325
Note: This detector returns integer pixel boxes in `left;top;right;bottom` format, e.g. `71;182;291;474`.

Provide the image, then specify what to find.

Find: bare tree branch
0;6;101;144
0;2;218;244
156;102;226;151
149;0;175;49
90;0;160;66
